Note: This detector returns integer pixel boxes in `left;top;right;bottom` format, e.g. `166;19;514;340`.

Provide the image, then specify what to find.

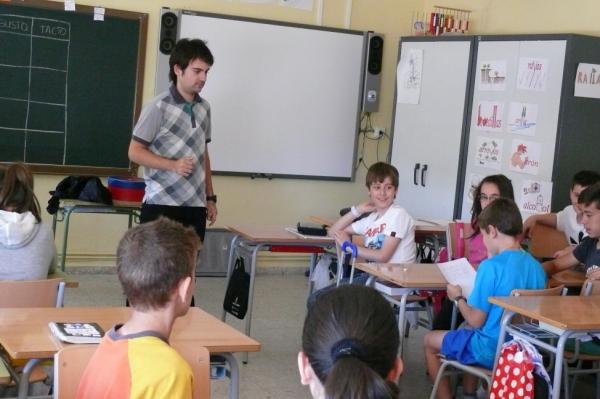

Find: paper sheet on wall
478;60;507;91
574;63;600;99
475;136;503;170
474;101;504;132
437;258;477;298
509;139;541;175
519;180;553;214
508;102;538;136
396;49;423;104
279;0;313;10
517;58;549;91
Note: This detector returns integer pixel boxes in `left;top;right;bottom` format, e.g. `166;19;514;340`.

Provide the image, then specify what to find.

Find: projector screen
175;11;366;181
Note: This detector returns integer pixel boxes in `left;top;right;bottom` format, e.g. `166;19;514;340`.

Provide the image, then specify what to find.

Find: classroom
2;0;600;398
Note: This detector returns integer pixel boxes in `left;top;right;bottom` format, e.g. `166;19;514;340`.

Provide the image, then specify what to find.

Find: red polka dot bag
490;338;552;399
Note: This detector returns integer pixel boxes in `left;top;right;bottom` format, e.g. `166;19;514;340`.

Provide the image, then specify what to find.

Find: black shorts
140;203;207;242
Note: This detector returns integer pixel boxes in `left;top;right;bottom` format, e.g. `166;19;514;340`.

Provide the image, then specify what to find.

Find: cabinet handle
413;163;421;185
421;164;428;187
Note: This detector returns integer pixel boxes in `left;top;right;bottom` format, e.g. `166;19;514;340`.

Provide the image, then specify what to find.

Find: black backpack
47;176;113;214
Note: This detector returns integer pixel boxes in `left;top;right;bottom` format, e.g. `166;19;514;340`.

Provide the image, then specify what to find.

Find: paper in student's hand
437;258;477;298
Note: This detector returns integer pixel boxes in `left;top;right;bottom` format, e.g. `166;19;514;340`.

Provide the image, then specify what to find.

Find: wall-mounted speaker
159;11;178;55
156;8;181;94
361;32;384;113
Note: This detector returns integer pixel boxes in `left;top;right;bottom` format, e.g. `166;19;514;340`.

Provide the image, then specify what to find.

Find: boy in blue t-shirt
424;198;546;399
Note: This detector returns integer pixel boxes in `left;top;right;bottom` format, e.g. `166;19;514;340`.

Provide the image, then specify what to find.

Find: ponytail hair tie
330;338;365;363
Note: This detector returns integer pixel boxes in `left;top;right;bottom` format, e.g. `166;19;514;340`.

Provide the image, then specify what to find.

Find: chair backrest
446;221;474;260
170;343;211;399
54;344;210;399
0;278;65;307
53;345;97;399
529;223;569;260
581;279;600;296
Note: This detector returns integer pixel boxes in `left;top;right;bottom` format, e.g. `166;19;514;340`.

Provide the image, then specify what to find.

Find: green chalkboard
0;0;147;175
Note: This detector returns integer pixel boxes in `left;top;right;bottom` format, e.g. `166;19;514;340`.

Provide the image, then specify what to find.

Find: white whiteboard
178;11;366;180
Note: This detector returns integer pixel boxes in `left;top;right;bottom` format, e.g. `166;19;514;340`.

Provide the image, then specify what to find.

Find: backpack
47;176;113;214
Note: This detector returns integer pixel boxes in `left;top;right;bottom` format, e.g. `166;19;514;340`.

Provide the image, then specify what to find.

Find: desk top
0;307;260;360
59;200;141;211
355;262;447;288
308;215;448;234
226;225;334;245
489;296;600;331
48;270;78;288
549;269;586;287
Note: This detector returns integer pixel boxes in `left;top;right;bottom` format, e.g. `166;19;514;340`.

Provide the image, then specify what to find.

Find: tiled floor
65;271;595;399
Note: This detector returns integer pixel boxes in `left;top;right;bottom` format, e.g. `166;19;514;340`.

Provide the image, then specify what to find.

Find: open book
49;322;105;344
437;258;477;298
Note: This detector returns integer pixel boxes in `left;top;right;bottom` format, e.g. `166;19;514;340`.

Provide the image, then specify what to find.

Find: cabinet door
390;39;472;220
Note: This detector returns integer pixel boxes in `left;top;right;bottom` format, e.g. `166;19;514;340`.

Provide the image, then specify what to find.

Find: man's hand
172;156;195;177
207;202;217;226
446;283;463;301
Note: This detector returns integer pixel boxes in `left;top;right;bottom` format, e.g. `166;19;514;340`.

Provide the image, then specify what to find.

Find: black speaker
159;12;178;55
362;32;384;113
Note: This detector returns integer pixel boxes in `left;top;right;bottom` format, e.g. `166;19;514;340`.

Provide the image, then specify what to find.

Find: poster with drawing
466;173;484;204
478;60;507;91
519;180;553;214
475;101;504;132
517;58;549;91
574;63;600;99
508;102;538;136
509;139;541;175
396;49;423;104
475;136;503;170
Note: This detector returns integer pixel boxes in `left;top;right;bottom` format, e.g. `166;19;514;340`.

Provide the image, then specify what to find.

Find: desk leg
306;253;317;298
553;332;573;399
221;235;240;322
220;353;239;399
242;243;267;364
397;293;409;359
492;310;514;381
52;213;57;238
59;209;74;272
17;358;42;399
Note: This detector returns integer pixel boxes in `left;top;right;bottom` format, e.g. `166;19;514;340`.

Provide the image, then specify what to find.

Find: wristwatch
206;195;217;203
453;295;467;306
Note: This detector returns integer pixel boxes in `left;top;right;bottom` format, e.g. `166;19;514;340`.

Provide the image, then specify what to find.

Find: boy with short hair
544;182;600;278
523;170;600;256
329;161;416;264
76;218;201;399
424;198;546;399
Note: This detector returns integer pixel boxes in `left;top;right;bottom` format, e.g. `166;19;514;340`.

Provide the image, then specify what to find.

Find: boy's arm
447;283;486;328
523;213;557;238
356;236;402;263
542;252;579;276
328;201;375;240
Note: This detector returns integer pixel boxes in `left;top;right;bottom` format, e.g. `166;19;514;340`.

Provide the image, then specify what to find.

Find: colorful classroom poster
517;57;549;91
279;0;313;11
507;102;538;136
478;60;507;91
474;101;504;132
509;139;541;175
475;136;503;170
519;180;553;214
574;63;600;99
396;49;423;104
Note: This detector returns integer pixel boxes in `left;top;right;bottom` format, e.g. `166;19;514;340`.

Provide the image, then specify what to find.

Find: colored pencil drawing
475;101;504;132
520;180;552;214
517;57;549;91
475;136;503;170
508;102;538;136
478;60;507;91
509;139;541;175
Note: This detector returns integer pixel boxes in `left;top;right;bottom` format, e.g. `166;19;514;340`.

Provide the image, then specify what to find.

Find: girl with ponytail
298;285;403;399
0;163;56;279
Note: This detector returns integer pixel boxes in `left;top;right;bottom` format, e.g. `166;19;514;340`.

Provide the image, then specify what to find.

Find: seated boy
76;217;200;398
524;170;600;257
424;198;546;399
329;161;416;266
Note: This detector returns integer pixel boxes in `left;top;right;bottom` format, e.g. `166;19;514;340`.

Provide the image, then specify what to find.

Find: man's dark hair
117;217;201;310
365;162;399;189
578;182;600;210
478;197;522;237
572;170;600;189
169;38;214;84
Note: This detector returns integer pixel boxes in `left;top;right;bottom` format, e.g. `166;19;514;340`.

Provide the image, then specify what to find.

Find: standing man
128;39;217;241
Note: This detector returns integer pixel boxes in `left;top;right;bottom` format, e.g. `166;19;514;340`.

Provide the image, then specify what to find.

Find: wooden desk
52;200;140;271
48;270;78;288
0;307;260;399
222;225;334;362
356;262;448;357
490;296;600;399
309;215;448;234
548;269;586;288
